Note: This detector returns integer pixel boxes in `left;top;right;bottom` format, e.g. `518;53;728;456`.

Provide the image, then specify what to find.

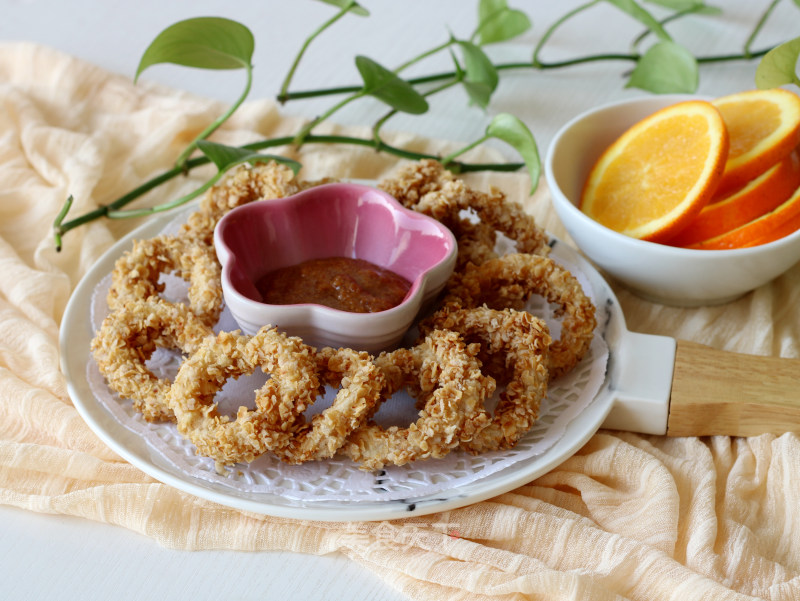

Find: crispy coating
450;253;596;379
415;179;550;258
166;326;320;465
180;161;301;245
449;218;501;272
380;160;550;270
420;307;551;453
378;158;456;208
91;160;597;470
90;299;214;422
273;347;385;464
379;160;494;270
107;233;223;328
341;329;495;470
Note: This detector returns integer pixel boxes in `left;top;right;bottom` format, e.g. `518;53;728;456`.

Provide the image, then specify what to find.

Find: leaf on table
626;40;698;93
458;41;499;109
314;0;370;16
643;0;715;10
605;0;672;41
486;113;541;192
476;0;532;45
756;37;800;89
197;140;302;175
354;56;429;114
135;17;254;81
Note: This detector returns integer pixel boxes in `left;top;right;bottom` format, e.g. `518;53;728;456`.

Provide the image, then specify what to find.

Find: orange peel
580;100;729;242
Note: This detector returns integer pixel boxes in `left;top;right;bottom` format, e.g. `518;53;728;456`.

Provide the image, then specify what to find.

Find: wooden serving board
667;340;800;437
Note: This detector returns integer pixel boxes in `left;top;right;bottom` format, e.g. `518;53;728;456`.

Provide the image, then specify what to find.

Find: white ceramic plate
60;204;638;522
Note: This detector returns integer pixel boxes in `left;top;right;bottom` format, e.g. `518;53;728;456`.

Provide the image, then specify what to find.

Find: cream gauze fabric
1;42;799;601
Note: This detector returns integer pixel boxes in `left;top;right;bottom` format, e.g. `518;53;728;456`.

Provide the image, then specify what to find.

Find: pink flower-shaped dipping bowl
213;182;457;353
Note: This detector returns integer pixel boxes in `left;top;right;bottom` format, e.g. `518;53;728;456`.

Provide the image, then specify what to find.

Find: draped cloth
1;42;799;601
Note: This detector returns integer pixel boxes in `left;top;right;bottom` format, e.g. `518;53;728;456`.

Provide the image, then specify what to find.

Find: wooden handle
667;339;800;437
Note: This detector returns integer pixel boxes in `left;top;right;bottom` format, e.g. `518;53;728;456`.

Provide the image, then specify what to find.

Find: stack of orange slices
579;88;800;249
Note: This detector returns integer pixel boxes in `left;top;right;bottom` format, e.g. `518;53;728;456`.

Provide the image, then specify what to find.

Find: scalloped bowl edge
214;182;457;352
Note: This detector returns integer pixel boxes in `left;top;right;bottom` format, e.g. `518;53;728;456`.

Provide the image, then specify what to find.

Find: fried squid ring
420;307;551;453
342;329;494;470
413;178;551;258
166;326;320;465
449;218;501;272
380;161;502;269
90;299;214;422
273;347;385;464
107;233;223;328
452;253;596;379
378;158;455;209
180;161;300;245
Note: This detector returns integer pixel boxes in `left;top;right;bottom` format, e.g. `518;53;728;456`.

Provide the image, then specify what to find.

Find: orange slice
744;210;800;247
666;150;800;246
580;100;729;242
713;88;800;194
688;183;800;249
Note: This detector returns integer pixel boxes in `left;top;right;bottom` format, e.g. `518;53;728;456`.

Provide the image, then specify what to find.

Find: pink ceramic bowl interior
214;182;457;353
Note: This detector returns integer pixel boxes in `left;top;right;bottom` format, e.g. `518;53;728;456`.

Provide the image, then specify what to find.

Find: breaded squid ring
378;158;455;209
380;160;504;268
448;217;500;271
451;253;596;379
420;307;551;453
90;299;214;422
341;329;495;471
166;326;320;465
107;233;223;328
273;347;385;464
180;161;300;245
414;178;551;258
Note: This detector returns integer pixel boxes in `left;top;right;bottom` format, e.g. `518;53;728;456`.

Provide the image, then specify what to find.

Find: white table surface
2;1;797;599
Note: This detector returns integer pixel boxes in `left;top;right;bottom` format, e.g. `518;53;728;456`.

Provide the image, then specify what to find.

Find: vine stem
441;135;487;165
395;38;454;74
279;45;775;102
744;0;781;58
293;91;366;145
173;63;253;170
52;134;522;245
533;0;599;68
52;194;74;252
372;60;462;146
296;37;454;147
277;3;353;104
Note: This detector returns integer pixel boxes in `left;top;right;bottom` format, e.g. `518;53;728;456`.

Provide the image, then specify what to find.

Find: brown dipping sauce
256;257;412;313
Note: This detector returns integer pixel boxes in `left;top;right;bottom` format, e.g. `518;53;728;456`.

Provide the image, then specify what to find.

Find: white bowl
545;95;800;306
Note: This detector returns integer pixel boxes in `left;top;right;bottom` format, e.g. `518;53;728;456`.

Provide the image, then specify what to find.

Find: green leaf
626;40;698;93
485;113;540;191
135;17;254;81
605;0;672;41
449;48;466;80
643;0;721;16
458;41;499;109
681;4;722;15
476;0;532;45
643;0;706;9
755;36;800;89
315;0;370;16
197;140;301;175
354;56;429;114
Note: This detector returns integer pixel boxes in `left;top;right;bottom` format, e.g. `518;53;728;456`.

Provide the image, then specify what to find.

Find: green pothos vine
53;0;800;251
